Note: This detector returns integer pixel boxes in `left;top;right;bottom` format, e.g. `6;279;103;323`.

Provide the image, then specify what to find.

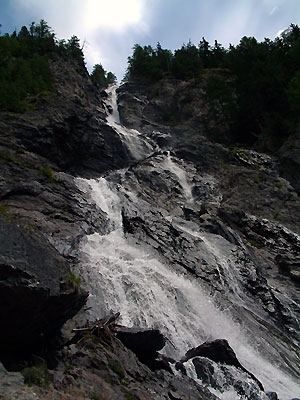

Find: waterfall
104;84;155;161
75;85;300;400
163;151;194;202
76;177;300;400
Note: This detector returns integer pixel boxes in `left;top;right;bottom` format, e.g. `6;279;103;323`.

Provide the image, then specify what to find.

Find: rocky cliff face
0;59;299;400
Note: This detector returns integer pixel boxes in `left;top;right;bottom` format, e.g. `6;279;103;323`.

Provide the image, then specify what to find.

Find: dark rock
0;57;133;178
181;339;264;391
1;59;300;399
152;354;174;374
266;392;279;400
0;220;87;365
278;128;300;193
290;270;300;284
192;357;217;388
0;362;38;400
276;254;300;283
192;356;269;400
175;361;187;375
167;374;220;400
116;327;166;370
181;339;241;366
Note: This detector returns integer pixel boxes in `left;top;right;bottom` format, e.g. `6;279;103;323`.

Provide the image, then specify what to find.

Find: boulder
116;327;166;369
181;339;241;366
266;392;279;400
192;357;217;388
0;219;87;365
181;339;264;391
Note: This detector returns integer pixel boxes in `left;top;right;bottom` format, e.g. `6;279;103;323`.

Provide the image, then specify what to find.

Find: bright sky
1;0;299;80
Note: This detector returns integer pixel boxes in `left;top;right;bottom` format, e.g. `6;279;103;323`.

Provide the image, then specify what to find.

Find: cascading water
75;85;300;400
77;177;300;399
163;151;194;202
105;84;156;161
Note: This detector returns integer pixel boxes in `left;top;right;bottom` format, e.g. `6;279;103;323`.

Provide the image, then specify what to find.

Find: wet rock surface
32;328;220;400
182;339;264;391
0;61;300;399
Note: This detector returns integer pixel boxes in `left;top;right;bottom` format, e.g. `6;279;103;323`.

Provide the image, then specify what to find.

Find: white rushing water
76;177;300;400
163;151;194;202
104;84;155;161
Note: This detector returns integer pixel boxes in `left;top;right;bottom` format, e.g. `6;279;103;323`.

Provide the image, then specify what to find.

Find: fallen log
72;312;121;334
62;312;121;347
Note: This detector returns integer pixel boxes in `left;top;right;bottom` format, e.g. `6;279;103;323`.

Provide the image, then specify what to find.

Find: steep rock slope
0;57;221;400
109;79;300;397
0;58;299;400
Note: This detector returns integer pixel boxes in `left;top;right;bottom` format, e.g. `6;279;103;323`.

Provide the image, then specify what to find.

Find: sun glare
84;0;144;31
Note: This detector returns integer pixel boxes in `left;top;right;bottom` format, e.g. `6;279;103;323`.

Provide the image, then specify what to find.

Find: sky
0;0;299;80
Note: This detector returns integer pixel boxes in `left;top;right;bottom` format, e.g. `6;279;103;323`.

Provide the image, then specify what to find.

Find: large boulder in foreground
181;339;264;391
181;339;242;366
116;327;166;370
0;219;87;364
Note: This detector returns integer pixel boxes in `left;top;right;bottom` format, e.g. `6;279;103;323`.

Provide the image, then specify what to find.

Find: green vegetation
0;150;19;163
0;204;8;215
273;210;280;220
276;180;285;189
0;20;116;112
247;238;264;249
126;24;300;150
91;64;117;88
0;204;12;223
108;359;125;379
89;394;109;400
39;164;54;183
0;20;82;112
89;394;100;400
60;271;82;293
66;271;81;286
21;363;52;389
124;393;138;400
25;224;35;233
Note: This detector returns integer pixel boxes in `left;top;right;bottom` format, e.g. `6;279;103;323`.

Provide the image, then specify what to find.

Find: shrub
21;364;52;388
39;164;54;183
108;359;125;379
125;393;139;400
276;180;284;189
67;271;81;286
25;224;35;233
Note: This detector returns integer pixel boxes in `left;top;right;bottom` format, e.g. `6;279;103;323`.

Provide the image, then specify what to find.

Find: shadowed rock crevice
0;220;87;367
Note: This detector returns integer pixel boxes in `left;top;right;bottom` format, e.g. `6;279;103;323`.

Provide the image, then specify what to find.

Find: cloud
83;0;147;33
198;0;256;47
270;6;278;15
276;28;285;37
4;0;300;81
7;0;150;79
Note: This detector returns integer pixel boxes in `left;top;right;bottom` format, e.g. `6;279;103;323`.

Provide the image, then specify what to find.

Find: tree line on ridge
0;20;116;113
126;25;300;149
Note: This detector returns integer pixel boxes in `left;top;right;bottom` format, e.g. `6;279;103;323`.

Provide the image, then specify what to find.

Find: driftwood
62;312;121;348
72;312;121;334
